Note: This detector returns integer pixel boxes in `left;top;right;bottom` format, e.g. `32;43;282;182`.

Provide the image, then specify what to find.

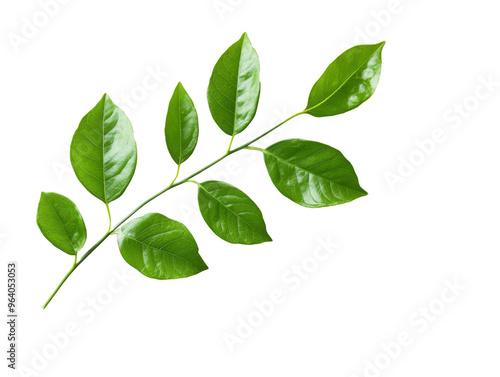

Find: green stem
42;110;305;309
244;146;266;153
226;134;235;154
231;110;305;153
170;163;181;187
42;254;77;309
105;202;112;233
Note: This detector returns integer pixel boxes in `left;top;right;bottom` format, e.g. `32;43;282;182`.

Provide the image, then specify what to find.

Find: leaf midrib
118;232;197;267
177;87;183;165
44;195;77;253
100;98;108;205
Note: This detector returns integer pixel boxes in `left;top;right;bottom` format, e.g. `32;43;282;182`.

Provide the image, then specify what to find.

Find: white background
1;0;499;376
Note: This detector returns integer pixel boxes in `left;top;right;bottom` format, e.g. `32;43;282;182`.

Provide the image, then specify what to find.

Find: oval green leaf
165;82;199;164
36;192;87;255
207;32;261;136
305;42;385;117
70;94;137;204
262;139;367;208
197;180;271;245
116;213;208;279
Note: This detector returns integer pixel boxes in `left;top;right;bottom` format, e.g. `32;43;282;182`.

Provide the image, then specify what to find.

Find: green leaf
305;42;385;117
165;82;199;164
116;213;208;279
197;180;271;245
70;94;137;204
262;139;367;208
207;32;261;136
36;192;87;255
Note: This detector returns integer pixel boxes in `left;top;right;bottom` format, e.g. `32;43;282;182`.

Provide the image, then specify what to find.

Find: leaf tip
240;32;251;44
101;93;115;106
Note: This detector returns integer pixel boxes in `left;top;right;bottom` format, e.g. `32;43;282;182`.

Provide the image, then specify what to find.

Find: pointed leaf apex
101;93;115;107
241;32;252;45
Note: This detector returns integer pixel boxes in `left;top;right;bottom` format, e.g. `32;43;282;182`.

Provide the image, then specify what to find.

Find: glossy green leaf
262;139;367;208
36;192;87;255
165;82;199;164
305;42;385;117
70;94;137;204
207;32;261;136
116;213;208;280
197;180;271;245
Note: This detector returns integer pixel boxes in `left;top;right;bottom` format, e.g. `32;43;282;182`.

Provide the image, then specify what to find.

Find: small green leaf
262;139;367;208
165;83;199;164
36;192;87;255
207;32;261;136
197;180;271;245
70;94;137;204
116;213;208;279
305;42;385;117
